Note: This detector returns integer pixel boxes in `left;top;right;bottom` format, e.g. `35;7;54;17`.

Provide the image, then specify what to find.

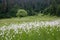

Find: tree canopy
0;0;60;18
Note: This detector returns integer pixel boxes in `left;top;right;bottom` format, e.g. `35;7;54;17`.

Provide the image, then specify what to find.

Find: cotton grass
0;20;60;40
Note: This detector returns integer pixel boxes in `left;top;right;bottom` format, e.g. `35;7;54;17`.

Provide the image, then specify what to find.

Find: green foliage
27;10;38;16
43;0;60;16
56;5;60;16
7;5;20;17
16;9;28;17
0;4;1;10
43;4;60;16
0;0;60;18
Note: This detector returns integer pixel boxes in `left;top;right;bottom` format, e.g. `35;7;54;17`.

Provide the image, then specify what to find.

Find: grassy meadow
0;15;60;40
0;0;60;40
0;15;59;27
0;26;60;40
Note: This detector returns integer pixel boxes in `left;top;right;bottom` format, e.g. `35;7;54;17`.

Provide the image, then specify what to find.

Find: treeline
43;0;60;16
0;0;60;18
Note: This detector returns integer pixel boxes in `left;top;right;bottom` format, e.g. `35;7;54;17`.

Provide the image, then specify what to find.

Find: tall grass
0;15;60;40
0;15;58;27
0;26;60;40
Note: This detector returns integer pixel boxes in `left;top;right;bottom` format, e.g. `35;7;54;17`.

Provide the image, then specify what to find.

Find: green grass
0;15;59;27
0;15;60;40
0;26;60;40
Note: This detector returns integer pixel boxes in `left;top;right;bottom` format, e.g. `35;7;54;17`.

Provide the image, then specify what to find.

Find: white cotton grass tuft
0;20;60;33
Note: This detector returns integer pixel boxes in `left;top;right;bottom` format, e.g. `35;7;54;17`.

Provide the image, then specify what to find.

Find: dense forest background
0;0;60;18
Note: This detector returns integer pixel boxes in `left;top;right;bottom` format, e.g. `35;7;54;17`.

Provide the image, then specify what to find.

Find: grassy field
0;15;59;26
0;26;60;40
0;15;60;40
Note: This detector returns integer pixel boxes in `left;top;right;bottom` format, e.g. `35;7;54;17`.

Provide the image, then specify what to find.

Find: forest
0;0;60;18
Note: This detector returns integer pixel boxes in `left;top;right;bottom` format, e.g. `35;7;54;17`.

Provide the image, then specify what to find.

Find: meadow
0;26;60;40
0;0;60;40
0;15;60;40
0;15;59;27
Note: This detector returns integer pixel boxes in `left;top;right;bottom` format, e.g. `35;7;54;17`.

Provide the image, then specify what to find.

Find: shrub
16;9;28;17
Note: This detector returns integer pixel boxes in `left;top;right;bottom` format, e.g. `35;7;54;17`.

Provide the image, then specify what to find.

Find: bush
16;9;28;17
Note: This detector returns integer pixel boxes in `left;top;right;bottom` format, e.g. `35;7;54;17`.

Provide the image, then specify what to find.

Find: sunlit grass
0;15;60;40
0;15;59;27
0;26;60;40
